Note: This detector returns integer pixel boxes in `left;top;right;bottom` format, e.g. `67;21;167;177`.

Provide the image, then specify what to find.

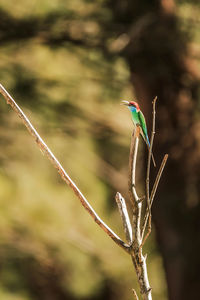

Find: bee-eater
121;100;156;167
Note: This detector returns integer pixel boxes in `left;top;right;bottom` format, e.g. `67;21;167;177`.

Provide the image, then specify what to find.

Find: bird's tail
146;137;156;168
150;151;156;168
140;130;156;167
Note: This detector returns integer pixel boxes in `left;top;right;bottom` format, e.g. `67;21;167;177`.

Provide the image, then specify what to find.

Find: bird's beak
120;100;129;106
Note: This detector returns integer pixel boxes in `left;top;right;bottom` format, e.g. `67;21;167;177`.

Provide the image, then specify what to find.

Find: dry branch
128;126;140;207
0;84;168;300
146;96;157;211
0;83;129;253
128;127;152;300
115;192;132;244
132;289;139;300
141;154;168;245
141;98;168;246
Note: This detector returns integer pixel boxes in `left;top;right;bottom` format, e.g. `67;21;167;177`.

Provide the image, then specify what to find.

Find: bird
121;100;156;167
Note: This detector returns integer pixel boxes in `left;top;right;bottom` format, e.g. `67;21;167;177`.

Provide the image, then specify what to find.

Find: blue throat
128;106;137;113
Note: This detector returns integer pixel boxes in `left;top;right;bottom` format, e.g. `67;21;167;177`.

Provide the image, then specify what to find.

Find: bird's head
121;100;140;112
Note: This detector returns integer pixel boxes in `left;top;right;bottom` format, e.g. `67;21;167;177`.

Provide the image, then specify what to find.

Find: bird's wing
138;111;156;167
138;110;150;145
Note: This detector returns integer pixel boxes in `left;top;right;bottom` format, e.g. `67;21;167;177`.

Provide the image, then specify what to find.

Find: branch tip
132;289;139;300
152;95;158;105
115;192;133;244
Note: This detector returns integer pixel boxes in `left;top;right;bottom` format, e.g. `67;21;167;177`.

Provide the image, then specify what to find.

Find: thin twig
132;289;139;300
0;83;130;253
150;154;168;204
141;154;168;243
146;97;157;213
142;97;157;248
115;192;132;244
141;215;152;249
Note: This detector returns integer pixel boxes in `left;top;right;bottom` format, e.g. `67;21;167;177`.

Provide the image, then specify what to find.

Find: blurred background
0;1;200;299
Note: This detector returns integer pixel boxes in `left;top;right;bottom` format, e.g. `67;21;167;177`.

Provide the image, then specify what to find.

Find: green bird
121;100;156;167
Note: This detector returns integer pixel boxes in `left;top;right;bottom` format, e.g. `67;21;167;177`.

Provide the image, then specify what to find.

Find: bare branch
115;192;132;244
128;126;140;208
131;254;152;300
141;97;168;246
150;154;168;204
0;83;130;253
146;96;157;211
128;126;152;300
132;289;139;300
128;126;142;244
141;154;168;243
140;97;157;248
141;215;152;249
0;83;167;300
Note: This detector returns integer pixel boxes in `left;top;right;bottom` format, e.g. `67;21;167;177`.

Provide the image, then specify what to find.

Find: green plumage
130;110;149;146
121;100;156;166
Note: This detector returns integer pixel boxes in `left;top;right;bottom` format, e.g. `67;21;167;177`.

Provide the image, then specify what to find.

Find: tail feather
139;128;156;167
144;135;156;167
151;152;156;168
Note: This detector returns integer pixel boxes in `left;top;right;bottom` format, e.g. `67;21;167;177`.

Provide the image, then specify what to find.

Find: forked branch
0;84;168;300
146;96;157;210
141;98;168;244
128;126;142;244
128;126;152;300
126;97;167;300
